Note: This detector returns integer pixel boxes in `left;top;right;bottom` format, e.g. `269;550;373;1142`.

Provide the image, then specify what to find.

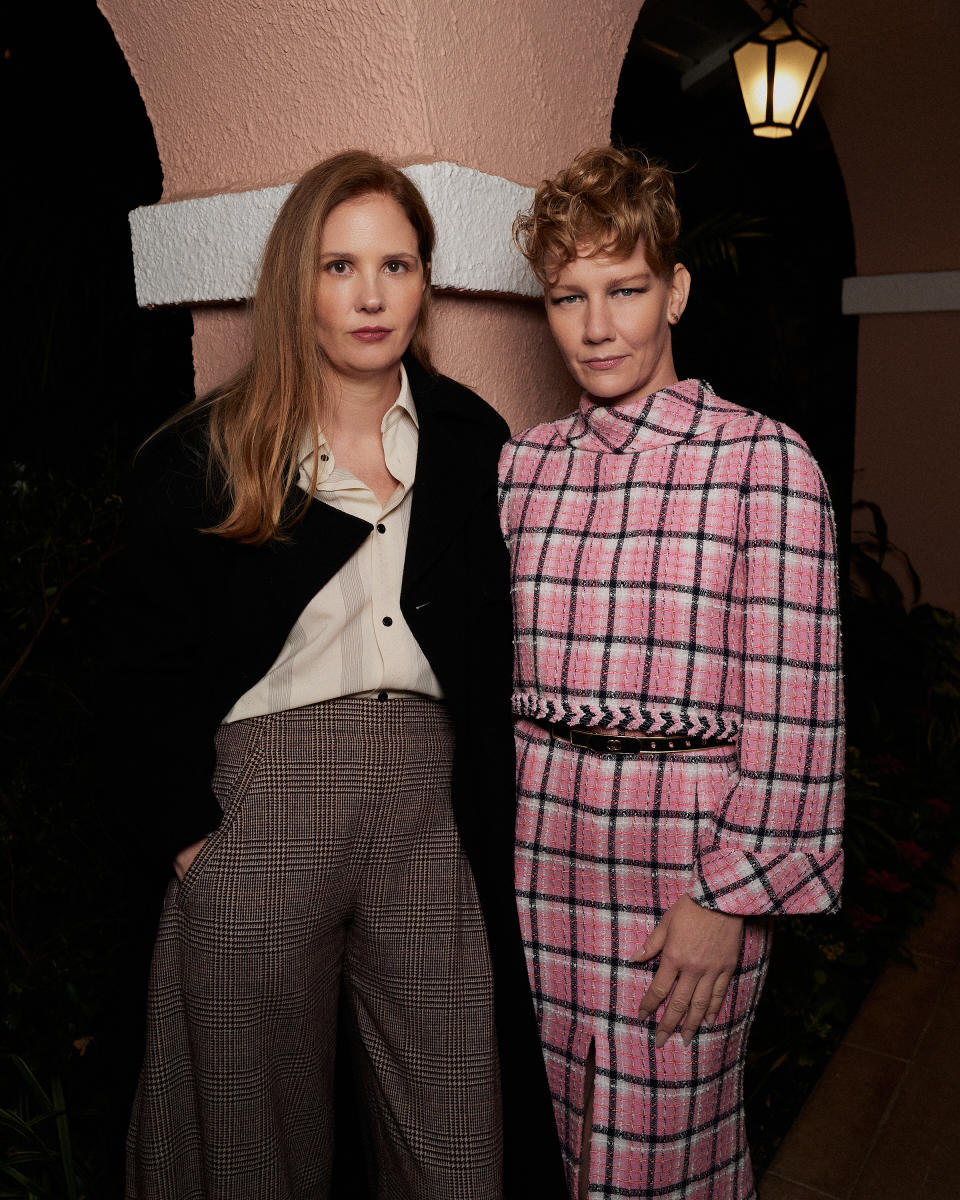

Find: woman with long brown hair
120;150;564;1199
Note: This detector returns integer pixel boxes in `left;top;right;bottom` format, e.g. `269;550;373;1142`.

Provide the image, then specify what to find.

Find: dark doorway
611;0;857;534
611;0;859;1173
4;5;195;462
3;6;193;1195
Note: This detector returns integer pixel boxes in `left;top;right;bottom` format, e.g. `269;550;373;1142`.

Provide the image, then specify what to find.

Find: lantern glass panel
732;40;770;125
795;51;828;128
771;38;819;124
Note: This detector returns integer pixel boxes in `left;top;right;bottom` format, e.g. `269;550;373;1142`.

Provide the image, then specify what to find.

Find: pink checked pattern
499;379;844;1196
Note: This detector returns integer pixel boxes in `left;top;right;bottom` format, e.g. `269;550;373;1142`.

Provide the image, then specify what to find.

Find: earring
668;313;680;325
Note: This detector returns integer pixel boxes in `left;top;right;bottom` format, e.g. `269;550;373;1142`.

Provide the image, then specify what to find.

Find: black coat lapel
294;490;373;581
259;490;372;619
402;357;492;593
216;493;372;693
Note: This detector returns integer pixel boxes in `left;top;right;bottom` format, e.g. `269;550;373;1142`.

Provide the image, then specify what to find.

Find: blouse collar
564;378;752;453
297;363;417;485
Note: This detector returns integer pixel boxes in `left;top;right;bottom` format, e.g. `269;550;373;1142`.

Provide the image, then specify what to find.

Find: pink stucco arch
97;0;641;431
99;0;960;608
793;0;960;613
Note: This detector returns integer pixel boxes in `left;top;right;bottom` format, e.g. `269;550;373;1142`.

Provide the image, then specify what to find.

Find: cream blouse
223;366;443;723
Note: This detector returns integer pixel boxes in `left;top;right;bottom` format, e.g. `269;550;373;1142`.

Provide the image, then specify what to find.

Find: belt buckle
571;730;629;754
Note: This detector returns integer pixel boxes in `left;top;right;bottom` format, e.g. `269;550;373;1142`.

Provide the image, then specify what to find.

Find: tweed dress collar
565;378;752;453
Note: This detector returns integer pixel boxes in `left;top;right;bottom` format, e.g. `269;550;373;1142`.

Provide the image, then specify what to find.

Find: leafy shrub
3;464;959;1190
0;1055;87;1198
747;503;960;1171
1;452;134;1196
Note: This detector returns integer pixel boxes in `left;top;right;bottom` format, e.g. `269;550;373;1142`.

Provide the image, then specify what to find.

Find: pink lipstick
583;356;626;371
351;327;392;342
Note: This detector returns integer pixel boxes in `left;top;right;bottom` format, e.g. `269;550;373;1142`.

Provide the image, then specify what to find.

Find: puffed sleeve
691;422;844;915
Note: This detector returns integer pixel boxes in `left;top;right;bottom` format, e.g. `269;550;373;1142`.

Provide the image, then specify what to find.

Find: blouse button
382;616;393;627
377;523;386;533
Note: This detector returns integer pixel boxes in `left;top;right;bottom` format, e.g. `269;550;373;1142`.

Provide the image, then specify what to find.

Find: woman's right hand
173;837;208;881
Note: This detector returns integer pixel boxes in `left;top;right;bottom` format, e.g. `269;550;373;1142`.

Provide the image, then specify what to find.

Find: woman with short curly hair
500;145;844;1198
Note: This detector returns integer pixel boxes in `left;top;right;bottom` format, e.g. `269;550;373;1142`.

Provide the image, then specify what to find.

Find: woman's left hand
173;837;209;882
632;894;744;1048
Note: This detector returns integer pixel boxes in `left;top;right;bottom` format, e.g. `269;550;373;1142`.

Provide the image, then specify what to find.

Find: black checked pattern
126;697;502;1199
499;380;845;1196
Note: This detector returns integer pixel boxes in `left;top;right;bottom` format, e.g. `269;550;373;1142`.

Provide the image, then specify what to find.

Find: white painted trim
841;271;960;315
129;162;540;307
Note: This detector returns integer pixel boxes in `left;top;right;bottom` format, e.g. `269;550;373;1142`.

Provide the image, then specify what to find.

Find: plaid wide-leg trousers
126;697;502;1200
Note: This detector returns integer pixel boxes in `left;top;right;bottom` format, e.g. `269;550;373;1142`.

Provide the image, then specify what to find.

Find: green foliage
0;1057;86;1199
3;447;959;1190
2;459;122;704
678;212;769;275
747;501;960;1171
2;452;125;1055
2;450;130;1197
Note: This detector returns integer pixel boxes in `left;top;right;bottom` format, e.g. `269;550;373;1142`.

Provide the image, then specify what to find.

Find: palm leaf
679;212;769;274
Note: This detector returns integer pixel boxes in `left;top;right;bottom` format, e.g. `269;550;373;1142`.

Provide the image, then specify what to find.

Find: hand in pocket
173;837;209;881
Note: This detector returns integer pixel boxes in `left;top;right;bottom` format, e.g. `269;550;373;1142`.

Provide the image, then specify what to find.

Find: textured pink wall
853;313;960;609
100;0;637;199
431;299;579;433
801;0;960;610
100;0;960;610
191;308;250;399
193;301;579;434
98;0;635;432
803;0;959;276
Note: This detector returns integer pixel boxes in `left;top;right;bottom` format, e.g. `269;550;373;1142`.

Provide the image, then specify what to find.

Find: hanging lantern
732;2;829;138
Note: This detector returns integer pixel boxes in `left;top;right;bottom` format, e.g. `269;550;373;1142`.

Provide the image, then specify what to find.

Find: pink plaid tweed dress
498;379;844;1198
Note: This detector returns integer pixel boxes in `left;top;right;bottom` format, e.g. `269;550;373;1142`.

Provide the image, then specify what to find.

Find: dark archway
611;0;857;540
5;5;194;463
3;6;194;1194
611;0;859;1170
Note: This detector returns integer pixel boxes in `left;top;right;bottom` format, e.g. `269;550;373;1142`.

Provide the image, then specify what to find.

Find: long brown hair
175;151;435;545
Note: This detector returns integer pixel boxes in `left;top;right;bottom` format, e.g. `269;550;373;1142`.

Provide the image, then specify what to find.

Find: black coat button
376;523;386;533
377;691;388;702
382;616;393;626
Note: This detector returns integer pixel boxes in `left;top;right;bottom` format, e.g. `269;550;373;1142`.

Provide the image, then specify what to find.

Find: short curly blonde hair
513;145;681;284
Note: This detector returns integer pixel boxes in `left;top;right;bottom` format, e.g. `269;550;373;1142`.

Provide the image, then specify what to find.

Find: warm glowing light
731;8;829;139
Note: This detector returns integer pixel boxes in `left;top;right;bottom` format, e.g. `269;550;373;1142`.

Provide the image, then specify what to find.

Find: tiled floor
759;852;960;1200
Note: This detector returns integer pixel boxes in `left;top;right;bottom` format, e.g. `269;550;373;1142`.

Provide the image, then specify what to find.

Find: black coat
113;354;566;1196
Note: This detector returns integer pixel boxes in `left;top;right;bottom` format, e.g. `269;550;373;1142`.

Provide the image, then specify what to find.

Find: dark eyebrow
547;270;653;293
319;251;419;260
608;271;653;287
